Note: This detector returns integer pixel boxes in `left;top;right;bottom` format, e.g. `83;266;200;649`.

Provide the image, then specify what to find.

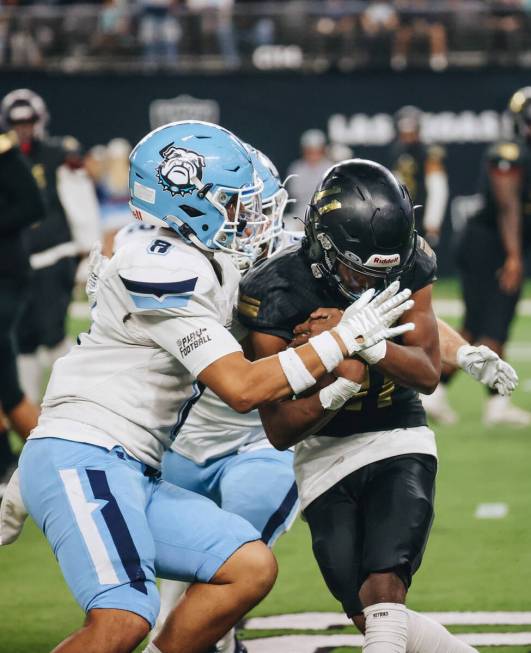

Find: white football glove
319;377;362;411
457;344;518;396
334;281;415;356
85;241;109;308
0;468;28;546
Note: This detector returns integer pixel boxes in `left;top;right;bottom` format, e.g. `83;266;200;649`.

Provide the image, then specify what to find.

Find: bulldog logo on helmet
157;144;205;196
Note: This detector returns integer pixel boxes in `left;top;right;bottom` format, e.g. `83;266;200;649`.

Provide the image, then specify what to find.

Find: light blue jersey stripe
129;294;191;309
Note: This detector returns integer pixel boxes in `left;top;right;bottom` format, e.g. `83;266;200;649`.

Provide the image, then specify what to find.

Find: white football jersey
113;221;157;252
30;230;242;469
171;318;267;464
171;237;304;464
294;426;437;510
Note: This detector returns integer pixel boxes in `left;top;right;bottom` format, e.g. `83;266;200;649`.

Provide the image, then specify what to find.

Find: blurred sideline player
0;130;44;494
285;129;334;230
9;123;413;653
0;89;100;404
427;87;531;426
85;138;132;257
389;105;448;248
237;160;515;653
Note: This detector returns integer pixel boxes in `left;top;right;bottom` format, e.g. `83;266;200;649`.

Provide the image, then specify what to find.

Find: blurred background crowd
2;0;531;71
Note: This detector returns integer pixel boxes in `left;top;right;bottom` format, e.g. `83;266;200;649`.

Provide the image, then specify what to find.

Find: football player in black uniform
433;87;531;426
1;89;82;405
0;130;44;496
389;106;448;248
238;160;477;653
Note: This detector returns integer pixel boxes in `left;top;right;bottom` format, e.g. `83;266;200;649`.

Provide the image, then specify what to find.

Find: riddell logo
372;611;389;618
364;253;401;268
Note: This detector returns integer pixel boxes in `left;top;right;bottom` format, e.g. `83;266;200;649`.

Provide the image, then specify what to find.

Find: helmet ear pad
304;205;326;263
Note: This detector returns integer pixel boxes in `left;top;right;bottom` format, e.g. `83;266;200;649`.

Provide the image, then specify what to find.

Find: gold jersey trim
238;294;261;319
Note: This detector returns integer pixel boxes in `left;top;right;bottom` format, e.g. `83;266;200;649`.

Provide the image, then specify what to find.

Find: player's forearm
259;384;335;450
498;204;522;259
241;336;349;410
201;336;347;414
437;317;467;367
423;171;448;232
375;341;440;394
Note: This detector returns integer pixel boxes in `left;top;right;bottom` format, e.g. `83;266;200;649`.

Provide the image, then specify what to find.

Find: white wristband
359;340;387;365
278;348;316;395
319;377;362;411
309;331;344;372
332;324;360;355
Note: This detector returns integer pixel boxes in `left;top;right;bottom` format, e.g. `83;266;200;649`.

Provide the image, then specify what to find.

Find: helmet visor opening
335;259;388;298
211;179;267;261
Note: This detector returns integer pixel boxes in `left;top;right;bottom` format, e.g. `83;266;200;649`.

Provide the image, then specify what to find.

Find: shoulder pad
112;237;217;316
0;131;16;155
113;223;157;252
417;235;436;260
238;247;317;339
238;252;291;323
401;236;437;293
487;141;524;170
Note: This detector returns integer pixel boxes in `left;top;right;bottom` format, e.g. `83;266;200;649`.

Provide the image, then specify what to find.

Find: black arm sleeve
0;146;44;237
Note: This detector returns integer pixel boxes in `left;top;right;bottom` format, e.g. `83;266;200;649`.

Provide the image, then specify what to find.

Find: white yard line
244;632;531;652
506;344;531;361
245;612;531;630
475;503;509;519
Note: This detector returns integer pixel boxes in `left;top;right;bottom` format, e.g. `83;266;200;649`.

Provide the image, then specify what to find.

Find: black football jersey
238;239;437;437
22;138;73;255
0;133;44;279
389;141;445;238
473;139;531;247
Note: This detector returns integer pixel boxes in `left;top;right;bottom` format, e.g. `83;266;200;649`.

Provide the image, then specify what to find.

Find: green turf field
1;283;530;653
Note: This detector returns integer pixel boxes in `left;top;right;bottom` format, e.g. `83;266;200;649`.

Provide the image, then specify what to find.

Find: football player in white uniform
149;147;295;653
15;122;415;653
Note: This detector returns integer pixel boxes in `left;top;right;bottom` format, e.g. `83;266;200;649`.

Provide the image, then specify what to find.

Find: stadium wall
2;68;530;275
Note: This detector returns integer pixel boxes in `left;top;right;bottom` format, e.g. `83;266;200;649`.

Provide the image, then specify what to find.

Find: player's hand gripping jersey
31;230;242;468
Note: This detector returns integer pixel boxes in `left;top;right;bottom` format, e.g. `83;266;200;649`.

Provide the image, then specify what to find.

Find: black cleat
234;635;248;653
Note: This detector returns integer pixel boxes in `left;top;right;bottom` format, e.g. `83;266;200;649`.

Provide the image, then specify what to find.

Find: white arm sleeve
423;170;449;232
57;165;102;254
138;312;243;378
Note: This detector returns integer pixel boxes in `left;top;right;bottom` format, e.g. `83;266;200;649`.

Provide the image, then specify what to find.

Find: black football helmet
303;159;417;301
508;86;531;142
